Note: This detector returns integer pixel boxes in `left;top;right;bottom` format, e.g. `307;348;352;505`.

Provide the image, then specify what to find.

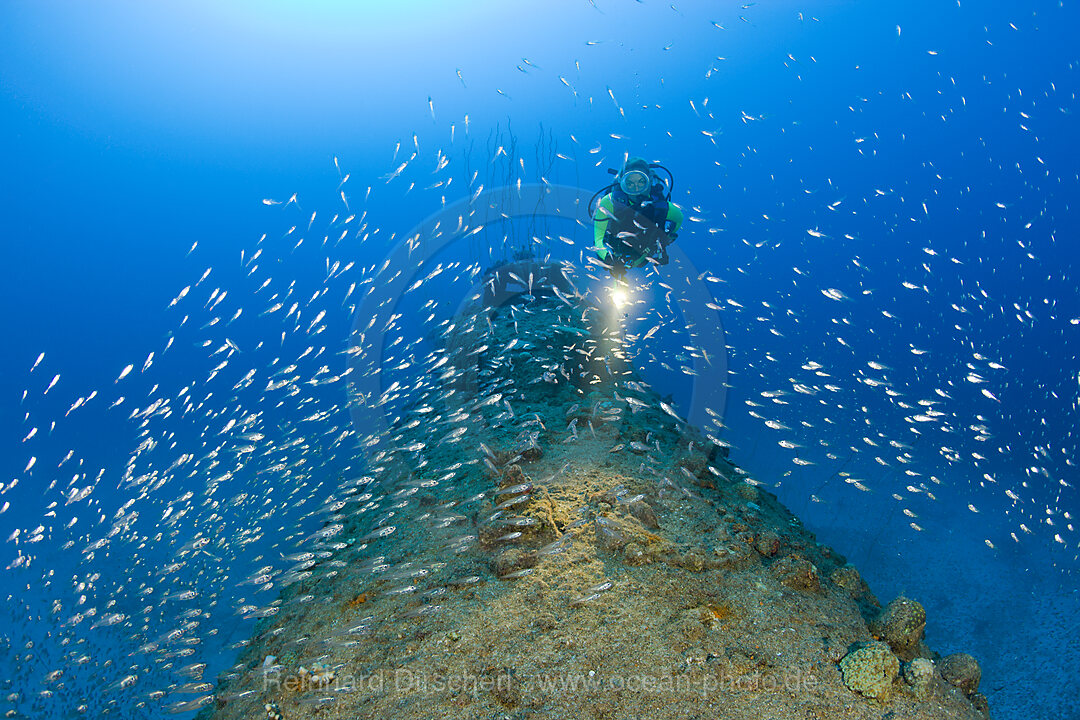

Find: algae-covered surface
205;264;988;720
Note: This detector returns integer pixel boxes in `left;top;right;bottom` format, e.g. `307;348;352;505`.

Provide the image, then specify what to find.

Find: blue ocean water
2;1;1077;718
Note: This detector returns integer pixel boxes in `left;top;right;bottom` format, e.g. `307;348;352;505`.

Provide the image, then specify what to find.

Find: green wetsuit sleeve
666;202;684;233
593;195;615;259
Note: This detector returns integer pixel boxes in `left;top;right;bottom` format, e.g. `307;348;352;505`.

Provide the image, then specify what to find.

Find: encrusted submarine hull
204;262;989;720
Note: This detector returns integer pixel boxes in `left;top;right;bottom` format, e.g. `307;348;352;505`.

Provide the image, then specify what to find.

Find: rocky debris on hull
903;657;936;698
839;641;900;700
829;563;880;619
939;652;982;695
202;266;989;720
295;662;336;688
871;595;928;661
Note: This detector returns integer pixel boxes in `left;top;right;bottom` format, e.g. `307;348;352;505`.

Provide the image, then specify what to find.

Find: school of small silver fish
3;3;1077;719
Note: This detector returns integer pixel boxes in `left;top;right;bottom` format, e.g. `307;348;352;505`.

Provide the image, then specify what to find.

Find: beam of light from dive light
611;285;630;308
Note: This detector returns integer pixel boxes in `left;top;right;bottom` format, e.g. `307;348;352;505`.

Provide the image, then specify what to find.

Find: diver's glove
666;232;678;244
610;262;627;280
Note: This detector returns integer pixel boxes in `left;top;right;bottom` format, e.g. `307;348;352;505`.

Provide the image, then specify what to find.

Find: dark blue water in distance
2;1;1078;718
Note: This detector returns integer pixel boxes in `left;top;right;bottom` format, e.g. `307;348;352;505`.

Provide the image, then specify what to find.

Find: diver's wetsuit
592;184;684;275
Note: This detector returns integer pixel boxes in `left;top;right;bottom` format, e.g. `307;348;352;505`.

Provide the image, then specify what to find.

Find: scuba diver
590;157;684;281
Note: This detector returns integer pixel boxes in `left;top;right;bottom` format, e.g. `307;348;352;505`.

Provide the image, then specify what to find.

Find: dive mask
619;169;650;196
